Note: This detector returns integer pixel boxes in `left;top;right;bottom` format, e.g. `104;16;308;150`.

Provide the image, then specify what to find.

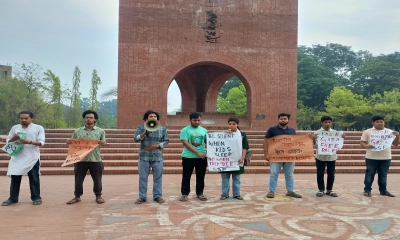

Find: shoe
364;192;371;197
380;191;395;197
286;191;302;198
266;191;275;198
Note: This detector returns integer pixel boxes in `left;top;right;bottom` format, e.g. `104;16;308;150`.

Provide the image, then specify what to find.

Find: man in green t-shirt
179;112;208;202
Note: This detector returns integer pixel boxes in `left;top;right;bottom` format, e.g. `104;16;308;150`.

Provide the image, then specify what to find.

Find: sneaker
266;191;275;198
380;191;395;197
364;192;371;197
286;191;302;198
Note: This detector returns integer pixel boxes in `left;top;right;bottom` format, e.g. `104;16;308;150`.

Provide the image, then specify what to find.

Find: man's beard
279;122;288;126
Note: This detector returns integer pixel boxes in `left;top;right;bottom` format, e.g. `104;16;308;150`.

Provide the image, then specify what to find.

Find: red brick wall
118;0;298;129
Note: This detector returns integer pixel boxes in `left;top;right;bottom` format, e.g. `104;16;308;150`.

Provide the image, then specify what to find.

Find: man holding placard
66;110;107;204
264;113;303;198
360;116;399;197
312;116;345;197
1;111;45;206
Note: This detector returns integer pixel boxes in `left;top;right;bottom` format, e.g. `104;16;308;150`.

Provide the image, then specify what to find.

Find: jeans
364;158;391;193
316;159;336;191
9;160;41;202
181;157;207;196
221;173;241;197
269;162;295;192
74;162;104;197
138;159;163;200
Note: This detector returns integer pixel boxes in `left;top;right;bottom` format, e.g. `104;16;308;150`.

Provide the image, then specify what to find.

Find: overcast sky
1;0;399;112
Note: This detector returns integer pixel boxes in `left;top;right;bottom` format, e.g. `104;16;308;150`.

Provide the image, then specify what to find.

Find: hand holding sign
62;139;99;167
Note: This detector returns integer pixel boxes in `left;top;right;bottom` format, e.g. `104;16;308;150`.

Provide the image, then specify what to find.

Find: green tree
218;76;241;98
43;70;66;128
316;86;370;128
89;69;102;110
68;66;82;127
351;52;400;97
369;88;400;128
297;102;319;130
217;83;247;115
297;48;340;110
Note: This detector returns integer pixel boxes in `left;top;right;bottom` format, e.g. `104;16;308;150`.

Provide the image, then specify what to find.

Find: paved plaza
1;173;400;240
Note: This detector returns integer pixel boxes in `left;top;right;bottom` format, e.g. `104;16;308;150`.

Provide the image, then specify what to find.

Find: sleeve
265;128;272;138
134;125;144;142
72;129;78;139
101;129;106;142
6;126;16;143
180;127;189;141
159;127;169;149
361;130;369;142
37;126;45;146
242;132;249;150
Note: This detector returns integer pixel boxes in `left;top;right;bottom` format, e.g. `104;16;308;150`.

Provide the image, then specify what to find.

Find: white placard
206;132;241;172
1;141;20;154
369;129;396;151
317;132;344;155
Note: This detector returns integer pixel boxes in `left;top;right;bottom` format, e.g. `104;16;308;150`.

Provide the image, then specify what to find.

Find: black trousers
181;157;207;196
74;162;104;197
9;160;41;202
316;159;336;191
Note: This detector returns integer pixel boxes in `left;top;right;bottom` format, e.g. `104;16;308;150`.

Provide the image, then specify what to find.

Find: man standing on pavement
179;112;208;202
361;115;399;197
263;113;302;199
66;110;107;205
134;110;169;204
2;110;45;206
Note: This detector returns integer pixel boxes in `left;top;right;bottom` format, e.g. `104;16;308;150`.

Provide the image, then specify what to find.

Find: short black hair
228;117;239;124
143;110;160;121
82;110;98;120
320;116;333;122
189;112;202;120
278;113;291;119
372;115;384;122
19;110;34;118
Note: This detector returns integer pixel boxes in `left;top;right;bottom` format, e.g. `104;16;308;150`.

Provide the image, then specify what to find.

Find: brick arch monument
118;0;298;130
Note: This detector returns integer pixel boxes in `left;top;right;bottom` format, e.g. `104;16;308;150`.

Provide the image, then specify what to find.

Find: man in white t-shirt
360;116;399;197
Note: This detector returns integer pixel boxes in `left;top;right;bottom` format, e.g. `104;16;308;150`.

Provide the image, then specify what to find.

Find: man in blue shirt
134;110;169;204
264;113;302;198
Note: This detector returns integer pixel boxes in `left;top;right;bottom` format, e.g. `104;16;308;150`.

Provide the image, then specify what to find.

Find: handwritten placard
206;132;241;172
369;130;396;151
267;134;314;162
317;132;344;155
61;139;99;167
1;142;20;155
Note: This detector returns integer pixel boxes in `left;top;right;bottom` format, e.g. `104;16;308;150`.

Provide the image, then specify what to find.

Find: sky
1;0;399;112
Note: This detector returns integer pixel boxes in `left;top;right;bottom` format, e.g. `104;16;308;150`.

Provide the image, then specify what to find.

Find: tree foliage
369;88;400;128
89;69;102;110
217;83;247;116
218;76;241;98
68;66;82;127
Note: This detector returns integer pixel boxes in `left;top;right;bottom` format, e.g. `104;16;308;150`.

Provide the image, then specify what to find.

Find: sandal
286;191;302;198
326;191;338;197
220;195;228;200
135;198;146;204
316;191;324;197
154;197;165;203
196;194;207;201
179;195;188;202
233;196;244;200
266;191;275;198
66;197;81;205
96;197;105;204
32;200;42;205
364;192;371;197
2;199;17;206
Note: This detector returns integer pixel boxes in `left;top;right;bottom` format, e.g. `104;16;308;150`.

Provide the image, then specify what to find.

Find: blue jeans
269;162;295;192
138;159;163;200
221;173;241;197
364;158;391;193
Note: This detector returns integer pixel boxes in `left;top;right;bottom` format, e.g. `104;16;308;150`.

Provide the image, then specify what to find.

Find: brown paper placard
266;134;314;162
61;139;99;167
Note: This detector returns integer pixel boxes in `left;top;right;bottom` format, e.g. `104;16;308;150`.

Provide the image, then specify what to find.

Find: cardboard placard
317;132;344;155
206;132;241;172
61;139;99;167
267;134;314;162
369;130;396;151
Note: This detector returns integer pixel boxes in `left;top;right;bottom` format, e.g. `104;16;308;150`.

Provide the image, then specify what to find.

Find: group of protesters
1;110;398;206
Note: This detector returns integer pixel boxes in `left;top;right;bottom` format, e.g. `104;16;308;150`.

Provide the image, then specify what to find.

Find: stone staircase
1;129;400;175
